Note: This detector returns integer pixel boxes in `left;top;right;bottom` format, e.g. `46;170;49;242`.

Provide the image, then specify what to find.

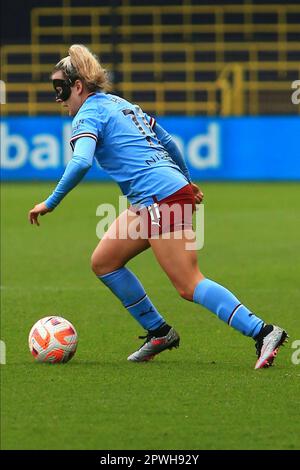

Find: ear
74;79;84;95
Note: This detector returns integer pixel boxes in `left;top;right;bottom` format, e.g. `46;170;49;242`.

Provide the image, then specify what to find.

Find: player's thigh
91;209;150;275
149;230;204;299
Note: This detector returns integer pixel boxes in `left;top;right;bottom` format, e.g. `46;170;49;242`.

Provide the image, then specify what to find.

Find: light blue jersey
45;93;190;209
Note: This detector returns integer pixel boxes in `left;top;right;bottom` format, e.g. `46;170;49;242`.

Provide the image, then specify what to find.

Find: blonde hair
53;44;110;92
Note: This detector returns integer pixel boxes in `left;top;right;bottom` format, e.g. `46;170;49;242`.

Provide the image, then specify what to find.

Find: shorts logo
148;203;161;227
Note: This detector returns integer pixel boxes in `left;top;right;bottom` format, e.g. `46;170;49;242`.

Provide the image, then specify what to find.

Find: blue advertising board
1;116;299;181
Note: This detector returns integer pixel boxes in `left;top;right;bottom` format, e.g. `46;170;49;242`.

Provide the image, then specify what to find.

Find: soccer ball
28;316;78;363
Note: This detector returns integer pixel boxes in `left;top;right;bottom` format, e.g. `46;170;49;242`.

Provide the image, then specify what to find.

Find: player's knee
91;251;108;276
91;250;123;276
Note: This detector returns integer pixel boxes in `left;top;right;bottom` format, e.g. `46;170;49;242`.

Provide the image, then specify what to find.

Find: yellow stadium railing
0;81;219;116
30;4;300;65
3;43;299;80
1;3;299;116
2;65;299;117
219;63;300;115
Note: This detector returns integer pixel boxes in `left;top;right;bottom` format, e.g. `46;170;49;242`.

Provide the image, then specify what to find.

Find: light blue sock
193;278;263;338
98;267;165;331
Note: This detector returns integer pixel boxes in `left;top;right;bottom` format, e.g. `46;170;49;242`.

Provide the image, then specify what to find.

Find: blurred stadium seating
1;0;300;116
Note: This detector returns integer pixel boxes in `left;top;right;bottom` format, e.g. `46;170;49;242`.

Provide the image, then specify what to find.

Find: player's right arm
28;136;96;225
44;136;96;210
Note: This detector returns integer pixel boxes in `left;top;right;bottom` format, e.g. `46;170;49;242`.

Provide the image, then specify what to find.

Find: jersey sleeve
154;121;191;183
70;114;99;151
44;154;92;210
44;136;96;210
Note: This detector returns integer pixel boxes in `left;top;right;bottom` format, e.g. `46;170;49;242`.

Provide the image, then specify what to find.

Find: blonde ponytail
53;44;110;92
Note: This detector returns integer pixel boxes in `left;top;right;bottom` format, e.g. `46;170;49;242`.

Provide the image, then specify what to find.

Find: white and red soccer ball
28;316;78;363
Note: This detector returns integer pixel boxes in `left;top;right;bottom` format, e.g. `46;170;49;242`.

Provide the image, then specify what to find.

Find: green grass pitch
1;181;300;450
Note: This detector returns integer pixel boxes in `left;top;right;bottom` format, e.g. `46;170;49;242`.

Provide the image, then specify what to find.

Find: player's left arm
153;121;203;204
28;137;96;226
152;121;191;182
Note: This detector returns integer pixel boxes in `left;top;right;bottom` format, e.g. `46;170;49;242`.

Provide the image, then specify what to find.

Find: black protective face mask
52;78;73;102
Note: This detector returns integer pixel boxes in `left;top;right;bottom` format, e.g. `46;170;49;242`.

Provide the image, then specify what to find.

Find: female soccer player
28;45;287;369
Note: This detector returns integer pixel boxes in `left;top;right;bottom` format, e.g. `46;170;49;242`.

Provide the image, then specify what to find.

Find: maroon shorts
130;184;196;238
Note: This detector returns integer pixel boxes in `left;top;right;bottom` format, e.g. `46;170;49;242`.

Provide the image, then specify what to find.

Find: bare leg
92;209;166;334
91;209;150;275
149;229;204;300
